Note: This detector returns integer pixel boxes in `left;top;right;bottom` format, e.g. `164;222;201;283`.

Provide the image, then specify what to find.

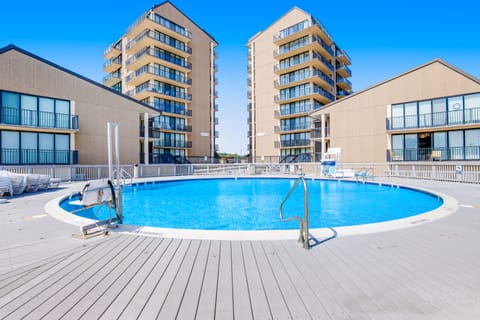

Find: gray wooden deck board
117;238;182;319
0;179;480;319
175;240;211;320
195;240;220;320
96;237;173;320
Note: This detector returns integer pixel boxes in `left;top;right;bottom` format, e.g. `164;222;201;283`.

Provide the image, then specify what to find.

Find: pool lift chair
69;179;123;237
70;122;124;238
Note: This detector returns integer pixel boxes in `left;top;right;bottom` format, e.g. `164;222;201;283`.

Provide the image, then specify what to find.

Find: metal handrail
113;168;133;186
279;175;309;249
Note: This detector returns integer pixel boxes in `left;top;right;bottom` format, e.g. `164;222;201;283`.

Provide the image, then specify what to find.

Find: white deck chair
38;175;51;191
24;174;41;193
0;171;27;194
0;176;13;197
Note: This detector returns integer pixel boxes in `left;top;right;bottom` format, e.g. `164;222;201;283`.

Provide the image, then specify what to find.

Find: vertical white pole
107;122;113;180
144;112;149;165
321;114;326;158
115;124;120;186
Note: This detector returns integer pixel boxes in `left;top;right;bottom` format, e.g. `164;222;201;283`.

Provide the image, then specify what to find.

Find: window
1;131;19;164
21;95;37;126
464;93;480;123
465;129;480;159
39;97;55;127
55;100;70;129
404;134;418;160
404;102;417;128
432;98;446;126
2;91;20;124
391;135;404;160
433;132;447;160
391;104;404;129
418;100;432;127
448;130;464;160
447;96;463;125
21;132;37;163
39;133;54;163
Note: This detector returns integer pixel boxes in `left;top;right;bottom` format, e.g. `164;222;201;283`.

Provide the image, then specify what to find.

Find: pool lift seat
69;179;122;237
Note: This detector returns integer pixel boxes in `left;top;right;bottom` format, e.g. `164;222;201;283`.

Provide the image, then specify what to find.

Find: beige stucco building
0;45;159;166
247;7;352;163
311;59;480;163
103;1;218;161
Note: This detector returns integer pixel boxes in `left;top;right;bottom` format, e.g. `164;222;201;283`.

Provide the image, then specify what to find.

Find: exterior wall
0;49;157;165
312;61;480;163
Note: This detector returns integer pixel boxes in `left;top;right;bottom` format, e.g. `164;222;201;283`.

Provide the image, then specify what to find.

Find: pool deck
0;177;479;319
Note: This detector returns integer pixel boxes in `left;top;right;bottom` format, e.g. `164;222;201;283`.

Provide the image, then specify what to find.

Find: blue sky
1;0;479;154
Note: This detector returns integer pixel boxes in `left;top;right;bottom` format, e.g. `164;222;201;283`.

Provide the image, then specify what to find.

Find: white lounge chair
0;171;26;194
0;176;13;197
24;174;41;193
38;175;51;191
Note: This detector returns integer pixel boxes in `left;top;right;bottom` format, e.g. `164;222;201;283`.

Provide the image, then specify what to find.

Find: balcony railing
280;139;311;147
273;18;333;44
126;11;191;39
387;107;480;130
128;84;192;101
280;123;311;131
274;35;334;57
126;65;192;85
336;76;352;87
389;147;480;161
0;107;78;130
275;85;334;103
102;72;121;83
146;102;192;116
126;29;192;54
0;148;77;165
337;89;351;97
336;63;352;77
311;127;330;138
103;56;122;69
153;140;193;148
126;47;192;70
276;103;323;118
151;122;192;132
335;48;352;64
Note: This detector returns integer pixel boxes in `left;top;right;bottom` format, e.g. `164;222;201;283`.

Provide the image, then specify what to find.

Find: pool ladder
279;175;309;249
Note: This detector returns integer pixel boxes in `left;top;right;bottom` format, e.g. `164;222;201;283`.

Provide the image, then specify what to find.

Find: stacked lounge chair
0;171;60;196
0;176;13;197
0;171;27;195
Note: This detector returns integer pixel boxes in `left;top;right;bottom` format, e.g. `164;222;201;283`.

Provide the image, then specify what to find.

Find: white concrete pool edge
44;176;459;241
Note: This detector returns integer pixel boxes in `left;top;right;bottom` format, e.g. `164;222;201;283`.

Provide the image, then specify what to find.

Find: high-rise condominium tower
103;1;218;163
247;7;352;162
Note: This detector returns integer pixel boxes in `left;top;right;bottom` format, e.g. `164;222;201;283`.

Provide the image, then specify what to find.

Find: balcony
274;104;321;119
127;84;192;103
143;100;192;117
126;29;192;58
280;123;311;132
388;147;480;161
125;11;191;42
126;47;192;72
151;122;192;133
215;104;219;112
153;140;193;149
0;107;79;131
103;72;121;87
310;127;330;139
125;65;192;88
336;76;352;90
104;41;122;59
336;48;352;66
0;149;77;165
386;107;480;131
274;51;333;75
103;56;122;73
280;139;311;148
273;35;334;60
336;89;351;98
215;117;219;125
275;85;334;105
336;63;352;78
273;18;333;47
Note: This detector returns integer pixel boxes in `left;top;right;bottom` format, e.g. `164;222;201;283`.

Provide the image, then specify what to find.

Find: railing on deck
0;162;478;183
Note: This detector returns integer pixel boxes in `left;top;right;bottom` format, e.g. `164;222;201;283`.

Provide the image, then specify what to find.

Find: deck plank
231;241;253;320
44;236;155;319
0;235;128;320
21;236;145;320
117;238;183;320
156;239;202;319
250;241;292;320
96;237;173;320
195;240;220;320
175;240;211;319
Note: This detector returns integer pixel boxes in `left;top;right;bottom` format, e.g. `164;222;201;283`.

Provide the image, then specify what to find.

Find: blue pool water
62;178;443;230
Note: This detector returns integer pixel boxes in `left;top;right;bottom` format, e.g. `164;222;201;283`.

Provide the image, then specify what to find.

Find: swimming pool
61;178;443;231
